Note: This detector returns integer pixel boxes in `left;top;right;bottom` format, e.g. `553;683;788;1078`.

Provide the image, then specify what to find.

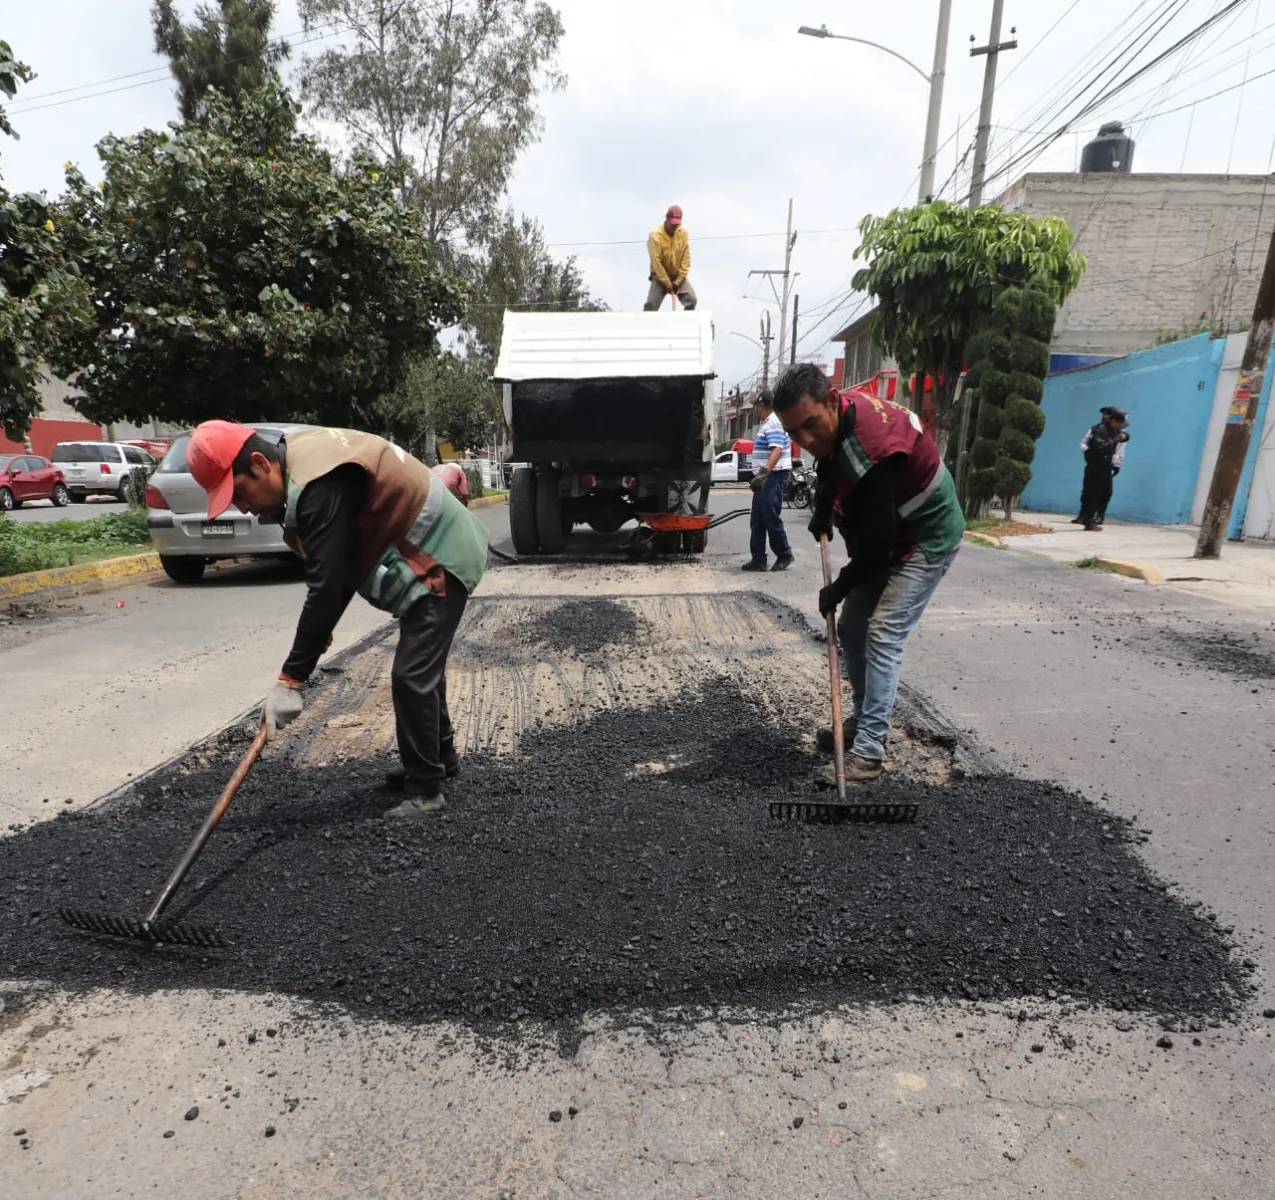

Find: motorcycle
785;461;814;509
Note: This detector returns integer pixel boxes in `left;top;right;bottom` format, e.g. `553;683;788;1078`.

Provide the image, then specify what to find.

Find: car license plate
201;522;236;537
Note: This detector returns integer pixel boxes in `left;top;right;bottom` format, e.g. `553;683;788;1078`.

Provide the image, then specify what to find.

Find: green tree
49;85;464;430
153;0;290;122
465;210;606;366
297;0;565;256
0;43;92;440
375;350;494;457
852;201;1085;456
962;284;1055;519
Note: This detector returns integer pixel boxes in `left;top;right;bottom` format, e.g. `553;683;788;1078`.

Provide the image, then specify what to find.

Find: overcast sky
6;1;1275;394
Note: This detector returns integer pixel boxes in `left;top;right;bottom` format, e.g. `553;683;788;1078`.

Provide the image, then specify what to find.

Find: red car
0;453;70;510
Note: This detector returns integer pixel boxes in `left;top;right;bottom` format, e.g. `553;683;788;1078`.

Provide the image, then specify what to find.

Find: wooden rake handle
820;534;848;803
144;725;268;928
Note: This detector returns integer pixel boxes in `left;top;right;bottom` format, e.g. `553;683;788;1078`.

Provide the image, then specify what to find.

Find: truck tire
683;529;706;554
536;468;567;554
509;466;539;555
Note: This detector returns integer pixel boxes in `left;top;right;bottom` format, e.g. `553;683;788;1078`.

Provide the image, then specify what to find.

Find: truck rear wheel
509;466;539;555
683;529;706;554
536;468;567;554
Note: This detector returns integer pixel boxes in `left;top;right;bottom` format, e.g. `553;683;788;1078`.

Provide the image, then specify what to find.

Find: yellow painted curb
1096;557;1166;586
470;494;508;510
964;531;1004;549
0;551;161;603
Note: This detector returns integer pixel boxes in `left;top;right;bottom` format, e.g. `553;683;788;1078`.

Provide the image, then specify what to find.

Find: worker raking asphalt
0;596;1251;1046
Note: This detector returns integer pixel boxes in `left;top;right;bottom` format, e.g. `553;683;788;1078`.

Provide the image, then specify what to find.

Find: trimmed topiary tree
957;282;1057;518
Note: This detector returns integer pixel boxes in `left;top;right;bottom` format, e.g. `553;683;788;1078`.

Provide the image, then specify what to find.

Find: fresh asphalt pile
0;598;1251;1043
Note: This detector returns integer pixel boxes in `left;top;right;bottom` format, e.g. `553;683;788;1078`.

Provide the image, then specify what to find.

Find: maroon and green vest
820;388;964;563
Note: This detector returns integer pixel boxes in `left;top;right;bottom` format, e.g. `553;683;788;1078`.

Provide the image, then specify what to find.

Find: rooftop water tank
1080;122;1134;173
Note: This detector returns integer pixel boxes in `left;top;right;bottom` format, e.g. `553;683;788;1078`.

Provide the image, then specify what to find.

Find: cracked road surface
4;495;1275;1198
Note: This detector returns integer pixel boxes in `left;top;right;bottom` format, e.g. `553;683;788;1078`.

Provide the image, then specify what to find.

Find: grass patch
965;517;1052;538
1065;557;1116;573
0;511;151;577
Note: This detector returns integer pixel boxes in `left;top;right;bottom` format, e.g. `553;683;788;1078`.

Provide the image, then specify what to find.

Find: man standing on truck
186;421;489;817
644;204;696;311
772;364;963;783
741;389;794;572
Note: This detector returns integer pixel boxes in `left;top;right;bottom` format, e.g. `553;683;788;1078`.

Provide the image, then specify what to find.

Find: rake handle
819;534;848;804
144;725;268;928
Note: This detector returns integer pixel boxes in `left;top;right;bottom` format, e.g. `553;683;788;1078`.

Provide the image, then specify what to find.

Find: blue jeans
749;470;792;563
837;547;958;761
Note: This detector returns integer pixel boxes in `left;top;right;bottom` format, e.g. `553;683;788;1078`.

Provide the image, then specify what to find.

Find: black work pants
391;574;468;790
1078;463;1114;528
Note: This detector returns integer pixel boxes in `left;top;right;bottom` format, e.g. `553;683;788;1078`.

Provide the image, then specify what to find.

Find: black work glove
818;567;854;617
749;467;770;493
808;493;834;540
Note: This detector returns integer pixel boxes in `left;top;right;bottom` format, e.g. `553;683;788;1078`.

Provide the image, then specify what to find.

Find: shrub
462;463;484;500
1006;371;1044;405
1004;396;1047;439
999;426;1037;464
976;403;1004;439
971;437;1000;470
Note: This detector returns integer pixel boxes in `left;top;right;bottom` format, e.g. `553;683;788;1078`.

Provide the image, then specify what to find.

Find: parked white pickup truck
710;449;754;485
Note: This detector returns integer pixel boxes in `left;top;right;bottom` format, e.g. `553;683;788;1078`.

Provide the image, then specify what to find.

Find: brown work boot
815;753;884;786
814;717;858;754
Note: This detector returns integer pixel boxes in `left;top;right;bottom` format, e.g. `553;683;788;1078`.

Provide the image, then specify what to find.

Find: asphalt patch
0;605;1250;1047
523;597;648;654
1157;628;1275;680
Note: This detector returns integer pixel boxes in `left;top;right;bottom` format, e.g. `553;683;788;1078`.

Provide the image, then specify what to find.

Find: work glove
818;567;854;618
1112;467;1120;477
264;676;304;741
808;495;834;541
750;467;770;493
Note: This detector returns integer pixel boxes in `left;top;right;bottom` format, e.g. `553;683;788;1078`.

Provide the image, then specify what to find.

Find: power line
9;21;344;116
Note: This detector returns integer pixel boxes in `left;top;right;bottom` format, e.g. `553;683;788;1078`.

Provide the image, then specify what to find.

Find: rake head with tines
59;907;229;948
769;799;919;825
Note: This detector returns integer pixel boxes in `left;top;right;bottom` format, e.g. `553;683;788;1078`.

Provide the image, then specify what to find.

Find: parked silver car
145;424;309;583
51;441;156;502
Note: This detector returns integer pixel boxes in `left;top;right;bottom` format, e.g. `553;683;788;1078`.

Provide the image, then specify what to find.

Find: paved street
6;496;130;523
4;494;1275;1197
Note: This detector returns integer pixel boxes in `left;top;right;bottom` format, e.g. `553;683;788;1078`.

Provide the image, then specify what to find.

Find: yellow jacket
648;225;691;289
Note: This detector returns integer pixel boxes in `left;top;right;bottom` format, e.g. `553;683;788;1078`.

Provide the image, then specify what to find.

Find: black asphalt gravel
0;597;1251;1043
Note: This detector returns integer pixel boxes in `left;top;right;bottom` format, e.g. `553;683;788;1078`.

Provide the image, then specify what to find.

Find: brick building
996;172;1275;358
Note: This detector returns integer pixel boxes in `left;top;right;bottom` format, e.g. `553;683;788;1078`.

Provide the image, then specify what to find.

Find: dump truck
492;310;717;555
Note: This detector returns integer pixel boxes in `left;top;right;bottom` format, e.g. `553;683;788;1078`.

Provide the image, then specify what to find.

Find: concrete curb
1095;556;1166;586
964;531;1004;549
470;494;508;510
0;551;161;604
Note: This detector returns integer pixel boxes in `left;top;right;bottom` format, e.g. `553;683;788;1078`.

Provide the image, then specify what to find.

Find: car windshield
156;435;190;473
52;443;107;463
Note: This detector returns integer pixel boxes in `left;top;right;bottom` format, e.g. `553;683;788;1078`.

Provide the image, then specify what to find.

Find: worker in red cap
645;204;696;311
186;421;490;818
432;461;470;506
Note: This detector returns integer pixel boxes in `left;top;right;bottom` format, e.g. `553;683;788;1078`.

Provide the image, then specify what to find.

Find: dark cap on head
1100;406;1128;422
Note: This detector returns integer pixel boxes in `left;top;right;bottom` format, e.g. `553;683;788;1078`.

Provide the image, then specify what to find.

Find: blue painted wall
1021;333;1224;524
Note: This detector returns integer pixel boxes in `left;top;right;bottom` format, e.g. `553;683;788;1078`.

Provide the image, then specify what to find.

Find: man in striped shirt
741;390;795;572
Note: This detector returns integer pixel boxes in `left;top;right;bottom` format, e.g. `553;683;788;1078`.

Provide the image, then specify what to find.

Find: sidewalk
1003;511;1275;612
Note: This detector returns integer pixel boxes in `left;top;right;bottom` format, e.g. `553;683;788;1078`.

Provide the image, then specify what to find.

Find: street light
798;5;951;204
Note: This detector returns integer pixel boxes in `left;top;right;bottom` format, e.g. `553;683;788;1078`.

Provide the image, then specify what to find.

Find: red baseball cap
187;420;254;518
665;204;683;225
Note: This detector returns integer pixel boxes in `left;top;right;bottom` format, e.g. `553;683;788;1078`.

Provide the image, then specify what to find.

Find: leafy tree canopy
298;0;565;257
49;85;465;430
0;43;92;440
852;201;1085;453
374;350;493;458
153;0;290;122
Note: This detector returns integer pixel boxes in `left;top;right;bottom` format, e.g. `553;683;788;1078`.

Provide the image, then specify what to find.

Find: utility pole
760;312;774;392
919;0;953;203
749;199;799;370
790;295;799;365
968;0;1017;207
1195;226;1275;558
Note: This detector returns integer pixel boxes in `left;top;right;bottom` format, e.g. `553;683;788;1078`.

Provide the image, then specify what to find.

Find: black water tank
1080;122;1134;173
